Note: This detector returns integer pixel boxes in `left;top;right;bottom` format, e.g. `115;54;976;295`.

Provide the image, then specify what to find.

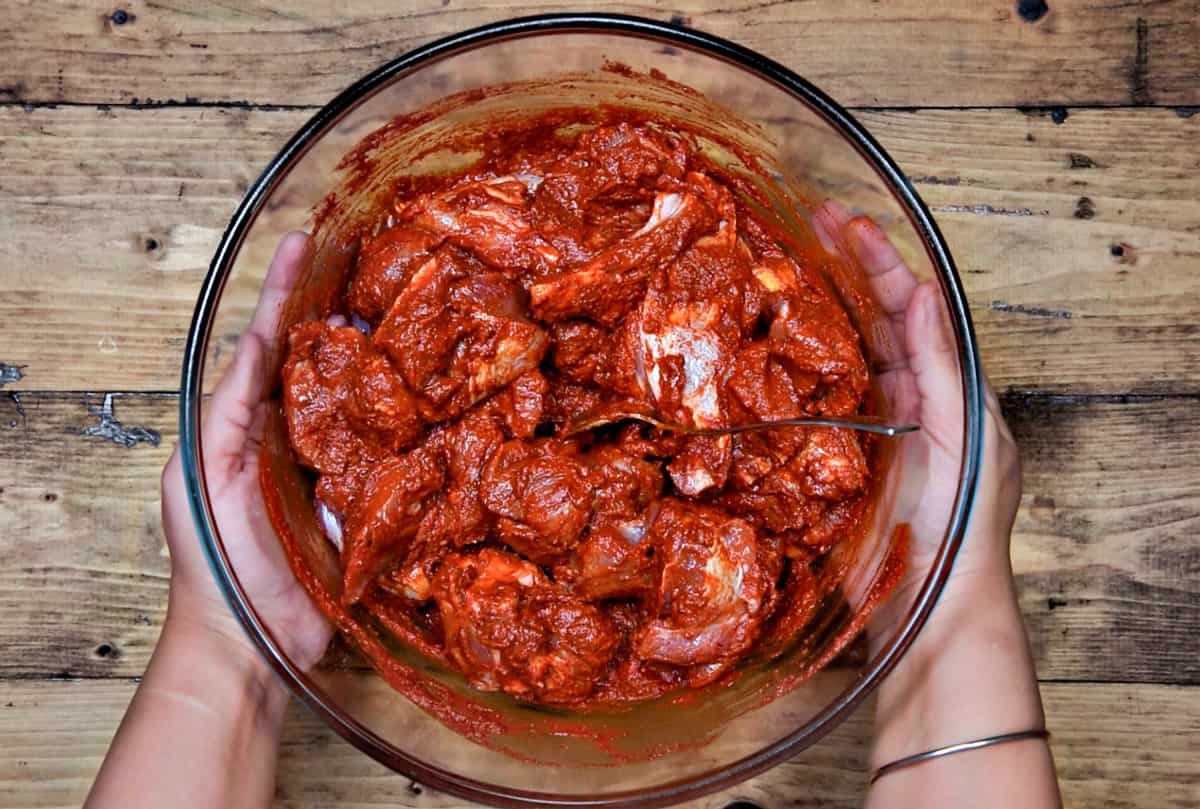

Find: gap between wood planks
1;100;1198;117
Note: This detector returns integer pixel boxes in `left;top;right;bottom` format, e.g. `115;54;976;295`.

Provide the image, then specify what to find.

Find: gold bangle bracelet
870;729;1050;784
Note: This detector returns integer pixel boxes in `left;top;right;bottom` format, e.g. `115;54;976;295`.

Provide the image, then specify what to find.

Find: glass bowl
181;13;983;808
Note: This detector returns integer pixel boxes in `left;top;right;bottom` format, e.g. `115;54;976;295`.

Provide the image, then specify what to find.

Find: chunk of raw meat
347;226;443;321
402;175;560;277
480;439;592;564
633;499;768;668
529;188;717;326
432;548;619;703
341;445;445;604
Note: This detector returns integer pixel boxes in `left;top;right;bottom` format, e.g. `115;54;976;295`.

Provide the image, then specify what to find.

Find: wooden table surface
2;2;1197;807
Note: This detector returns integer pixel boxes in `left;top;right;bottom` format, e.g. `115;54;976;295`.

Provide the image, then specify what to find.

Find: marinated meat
633;499;767;669
432;549;619;704
274;120;877;708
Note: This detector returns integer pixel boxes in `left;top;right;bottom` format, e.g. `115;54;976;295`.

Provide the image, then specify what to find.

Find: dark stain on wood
990;300;1073;319
1031;494;1056;515
1074;196;1096;219
1132;17;1151;105
1068;152;1099;169
910;174;964;186
94;643;120;660
668;13;692;27
0;364;25;387
1047;596;1068;610
1111;242;1137;265
80;393;161;448
1018;105;1070;125
1017;0;1049;23
7;392;26;429
0;81;27;102
936;203;1044;217
120;96;310;112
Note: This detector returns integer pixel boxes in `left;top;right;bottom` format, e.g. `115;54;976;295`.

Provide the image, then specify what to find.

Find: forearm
85;608;289;809
866;556;1061;808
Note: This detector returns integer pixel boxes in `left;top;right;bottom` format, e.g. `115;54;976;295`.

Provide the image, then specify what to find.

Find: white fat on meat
637;301;725;428
315;498;344;552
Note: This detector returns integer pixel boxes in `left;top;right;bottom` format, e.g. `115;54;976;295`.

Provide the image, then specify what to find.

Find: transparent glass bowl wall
183;16;983;808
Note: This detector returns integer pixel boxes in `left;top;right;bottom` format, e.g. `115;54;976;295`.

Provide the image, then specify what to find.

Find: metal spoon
562;405;920;438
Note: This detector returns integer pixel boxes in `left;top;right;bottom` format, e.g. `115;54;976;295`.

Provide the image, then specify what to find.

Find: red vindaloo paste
268;116;891;709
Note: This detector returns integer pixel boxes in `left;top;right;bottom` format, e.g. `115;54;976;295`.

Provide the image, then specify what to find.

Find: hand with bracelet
815;201;1062;807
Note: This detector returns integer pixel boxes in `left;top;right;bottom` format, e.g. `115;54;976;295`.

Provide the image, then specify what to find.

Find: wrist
158;595;289;730
870;562;1043;769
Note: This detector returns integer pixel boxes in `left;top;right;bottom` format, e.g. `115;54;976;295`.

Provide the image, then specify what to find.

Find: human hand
815;202;1057;807
812;200;1022;645
161;232;333;674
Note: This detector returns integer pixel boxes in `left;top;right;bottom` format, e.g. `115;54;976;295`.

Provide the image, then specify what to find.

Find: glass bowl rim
180;12;985;808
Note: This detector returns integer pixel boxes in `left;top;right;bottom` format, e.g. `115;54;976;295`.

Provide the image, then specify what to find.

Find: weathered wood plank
1;1;1198;108
0;392;173;679
0;105;310;391
1;392;1196;684
1;105;1196;394
1006;393;1200;685
855;108;1200;396
1;679;1194;809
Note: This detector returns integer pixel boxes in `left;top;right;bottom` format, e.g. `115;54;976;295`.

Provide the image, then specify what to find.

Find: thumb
905;281;963;461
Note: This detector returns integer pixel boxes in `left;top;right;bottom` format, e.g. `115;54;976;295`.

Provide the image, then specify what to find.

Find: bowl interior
185;17;981;807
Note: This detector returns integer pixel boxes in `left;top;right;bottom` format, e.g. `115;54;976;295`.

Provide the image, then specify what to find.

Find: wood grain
2;392;1195;684
1;1;1198;108
0;392;173;680
1;106;1196;393
1005;393;1200;684
2;679;1194;809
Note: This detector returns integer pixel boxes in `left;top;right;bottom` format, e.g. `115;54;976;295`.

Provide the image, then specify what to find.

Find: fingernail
812;213;839;254
921;285;938;325
916;284;943;334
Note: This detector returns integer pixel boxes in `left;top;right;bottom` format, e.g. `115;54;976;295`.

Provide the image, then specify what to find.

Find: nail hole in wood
95;644;115;658
723;802;764;809
1017;0;1048;22
144;237;160;252
43;492;57;503
111;9;131;25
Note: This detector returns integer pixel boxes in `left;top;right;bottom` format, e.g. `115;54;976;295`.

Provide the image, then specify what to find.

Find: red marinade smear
277;119;879;708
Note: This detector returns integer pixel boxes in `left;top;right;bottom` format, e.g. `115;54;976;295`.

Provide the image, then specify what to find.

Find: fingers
203;332;266;479
845;216;919;321
812;199;852;255
248;231;312;346
983;375;1016;444
905;281;964;459
203;232;309;478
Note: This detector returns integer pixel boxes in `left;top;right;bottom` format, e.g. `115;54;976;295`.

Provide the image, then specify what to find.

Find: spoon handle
712;416;920;437
562;407;919;438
